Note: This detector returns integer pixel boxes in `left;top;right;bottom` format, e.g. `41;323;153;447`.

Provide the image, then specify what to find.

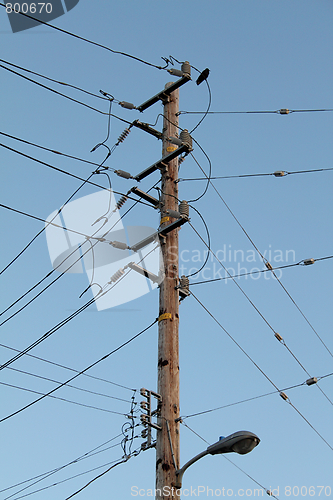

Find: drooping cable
0;3;171;71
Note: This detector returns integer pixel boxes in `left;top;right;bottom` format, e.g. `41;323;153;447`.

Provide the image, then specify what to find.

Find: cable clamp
264;261;273;271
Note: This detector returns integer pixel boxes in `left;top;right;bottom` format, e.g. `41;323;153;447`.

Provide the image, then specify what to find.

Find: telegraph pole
156;84;180;499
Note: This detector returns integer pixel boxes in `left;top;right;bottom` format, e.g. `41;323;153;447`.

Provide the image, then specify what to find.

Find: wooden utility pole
156;84;180;499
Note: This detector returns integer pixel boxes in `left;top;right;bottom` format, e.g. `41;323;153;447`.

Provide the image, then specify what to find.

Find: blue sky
0;1;332;499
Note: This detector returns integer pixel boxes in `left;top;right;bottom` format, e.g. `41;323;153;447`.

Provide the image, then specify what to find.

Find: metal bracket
137;74;191;113
140;388;162;448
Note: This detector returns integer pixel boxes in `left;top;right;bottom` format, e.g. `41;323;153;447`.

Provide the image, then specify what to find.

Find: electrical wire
0;140;152;278
186;205;211;278
178;108;333;115
189;256;333;285
0;131;114;169
190;291;333;452
0;62;132;123
190;79;212;134
0;240;160;370
0;143;152;206
188;142;333;360
0;58;109;101
0;318;158;423
0;380;127;416
0;177;160;325
64;449;141;500
187;142;212;203
181;373;333;419
0;342;135;391
0;434;123;495
6;366;131;403
0;180;159;323
178;166;333;181
4;451;128;500
0;3;171;70
180;421;279;500
188;222;333;406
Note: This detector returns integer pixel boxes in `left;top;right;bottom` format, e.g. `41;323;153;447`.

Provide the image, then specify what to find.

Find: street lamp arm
174;431;260;489
175;450;208;489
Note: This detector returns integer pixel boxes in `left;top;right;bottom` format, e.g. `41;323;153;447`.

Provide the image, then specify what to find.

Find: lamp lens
232;438;258;455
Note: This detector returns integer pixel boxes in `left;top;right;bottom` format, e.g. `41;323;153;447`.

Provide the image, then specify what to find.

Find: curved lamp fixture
175;431;260;489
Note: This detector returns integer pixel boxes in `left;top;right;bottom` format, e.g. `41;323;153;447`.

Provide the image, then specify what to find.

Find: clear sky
0;1;332;499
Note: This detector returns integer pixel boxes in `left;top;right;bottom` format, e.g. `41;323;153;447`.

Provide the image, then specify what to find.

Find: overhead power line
178;166;333;181
0;342;135;391
178;108;333;115
0;318;157;423
181;373;333;419
0;131;114;170
0;63;132;122
190;291;333;452
189;256;333;285
0;433;123;495
0;3;170;71
7;366;131;403
0;380;127;416
188;221;333;406
190;147;333;360
0;190;159;325
0;143;151;207
64;454;133;500
0;58;109;101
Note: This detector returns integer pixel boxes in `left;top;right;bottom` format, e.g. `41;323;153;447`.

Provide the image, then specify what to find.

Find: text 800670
6;3;53;14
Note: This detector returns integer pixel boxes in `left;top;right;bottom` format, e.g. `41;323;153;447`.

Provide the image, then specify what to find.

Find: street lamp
175;431;260;488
